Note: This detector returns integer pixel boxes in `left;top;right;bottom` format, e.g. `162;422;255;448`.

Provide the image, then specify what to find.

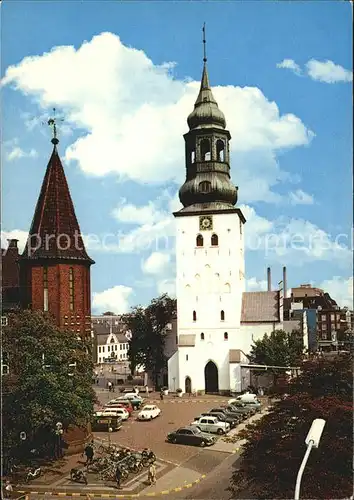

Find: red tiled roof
241;291;280;323
21;145;94;263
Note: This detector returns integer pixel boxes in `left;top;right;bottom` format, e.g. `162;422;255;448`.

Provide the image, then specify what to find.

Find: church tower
170;27;246;394
20;119;94;338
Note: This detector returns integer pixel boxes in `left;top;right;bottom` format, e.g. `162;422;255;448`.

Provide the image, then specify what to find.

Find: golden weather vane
46;107;64;145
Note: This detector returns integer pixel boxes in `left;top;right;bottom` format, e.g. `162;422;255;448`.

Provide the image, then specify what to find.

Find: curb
16;474;207;498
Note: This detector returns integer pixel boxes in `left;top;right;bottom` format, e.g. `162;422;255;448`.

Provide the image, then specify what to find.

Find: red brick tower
20;132;94;338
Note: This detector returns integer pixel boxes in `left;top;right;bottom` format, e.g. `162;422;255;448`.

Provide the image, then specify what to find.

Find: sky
1;1;353;314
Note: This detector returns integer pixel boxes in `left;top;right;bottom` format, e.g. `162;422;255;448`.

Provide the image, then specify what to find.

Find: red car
105;400;133;415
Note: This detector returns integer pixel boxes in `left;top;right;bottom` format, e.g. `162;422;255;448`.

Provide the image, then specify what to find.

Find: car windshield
142;406;154;411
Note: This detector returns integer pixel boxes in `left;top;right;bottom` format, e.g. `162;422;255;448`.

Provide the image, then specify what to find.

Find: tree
249;329;304;385
2;310;96;462
122;294;176;387
230;353;353;499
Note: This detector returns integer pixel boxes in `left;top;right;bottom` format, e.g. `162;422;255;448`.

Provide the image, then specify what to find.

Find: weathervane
47;107;64;145
202;23;207;63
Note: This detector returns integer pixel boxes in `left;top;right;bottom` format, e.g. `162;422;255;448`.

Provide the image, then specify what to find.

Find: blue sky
2;1;353;312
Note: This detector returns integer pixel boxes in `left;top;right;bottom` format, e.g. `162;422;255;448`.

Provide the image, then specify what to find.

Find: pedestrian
115;466;122;489
145;385;149;396
148;463;156;485
160;389;164;401
83;441;94;466
134;386;139;395
4;480;13;500
111;382;115;392
108;381;112;392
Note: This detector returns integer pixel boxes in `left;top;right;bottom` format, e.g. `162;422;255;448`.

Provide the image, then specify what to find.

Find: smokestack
283;266;287;299
267;267;271;291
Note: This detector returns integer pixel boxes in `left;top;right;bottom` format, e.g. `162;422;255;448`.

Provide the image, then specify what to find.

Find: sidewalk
138;466;204;496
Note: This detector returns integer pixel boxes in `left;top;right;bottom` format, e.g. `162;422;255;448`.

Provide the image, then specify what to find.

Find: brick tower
20;130;94;338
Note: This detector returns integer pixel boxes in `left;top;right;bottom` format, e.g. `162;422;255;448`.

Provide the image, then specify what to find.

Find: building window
196;234;204;247
186;354;189;361
330;313;335;321
98;357;101;363
102;346;105;352
321;332;327;340
321;314;326;321
115;345;118;351
1;316;8;327
190;149;195;163
216;139;225;162
199;180;211;193
211;234;218;246
120;354;122;359
224;332;228;340
2;351;9;375
193;310;197;321
99;346;101;353
201;332;205;340
69;267;74;311
107;345;110;352
321;323;326;331
120;344;122;350
43;267;49;312
200;138;211;161
221;310;225;321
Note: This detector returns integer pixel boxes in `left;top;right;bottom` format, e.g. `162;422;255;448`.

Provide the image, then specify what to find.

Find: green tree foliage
2;310;96;460
230;353;353;499
249;329;303;384
122;294;176;386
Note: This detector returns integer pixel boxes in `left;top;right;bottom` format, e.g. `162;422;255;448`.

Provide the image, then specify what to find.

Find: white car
102;407;129;420
191;416;230;435
137;405;161;421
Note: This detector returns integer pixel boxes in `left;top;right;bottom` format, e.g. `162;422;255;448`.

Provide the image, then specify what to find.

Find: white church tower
168;27;247;394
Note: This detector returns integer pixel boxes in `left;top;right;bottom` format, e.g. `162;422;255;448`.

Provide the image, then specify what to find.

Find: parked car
191;416;230;435
239;399;262;412
210;406;248;420
199;411;240;428
92;412;122;431
167;426;216;447
102;407;130;420
116;394;143;410
226;402;257;415
105;400;133;414
138;405;161;421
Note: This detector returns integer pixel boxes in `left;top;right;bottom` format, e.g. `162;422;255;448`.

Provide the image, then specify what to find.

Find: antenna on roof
202;23;207;63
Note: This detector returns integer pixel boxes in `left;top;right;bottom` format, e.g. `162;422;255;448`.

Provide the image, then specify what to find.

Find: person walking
160;389;164;401
108;381;112;392
115;466;122;489
148;463;156;485
83;441;94;466
145;385;149;396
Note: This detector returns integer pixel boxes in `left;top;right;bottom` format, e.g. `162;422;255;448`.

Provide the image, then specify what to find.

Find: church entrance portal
185;376;192;394
204;361;219;393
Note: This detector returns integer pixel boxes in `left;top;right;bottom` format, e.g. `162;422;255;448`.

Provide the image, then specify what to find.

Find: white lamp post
294;418;326;500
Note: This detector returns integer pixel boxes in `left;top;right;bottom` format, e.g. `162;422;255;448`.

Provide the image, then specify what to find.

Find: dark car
210;407;247;420
226;402;256;416
199;412;240;428
167;426;216;447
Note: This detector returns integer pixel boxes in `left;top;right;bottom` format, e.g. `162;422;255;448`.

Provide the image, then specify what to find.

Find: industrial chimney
267;267;271;291
283;266;287;298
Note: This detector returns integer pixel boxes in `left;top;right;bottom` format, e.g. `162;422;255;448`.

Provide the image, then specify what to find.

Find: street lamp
55;422;64;459
294;419;326;500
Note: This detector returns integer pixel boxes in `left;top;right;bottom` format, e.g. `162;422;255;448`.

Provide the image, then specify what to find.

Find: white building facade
167;53;292;394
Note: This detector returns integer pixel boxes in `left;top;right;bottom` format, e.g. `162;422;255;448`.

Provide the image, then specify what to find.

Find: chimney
267;267;271;291
7;239;19;249
283;266;287;299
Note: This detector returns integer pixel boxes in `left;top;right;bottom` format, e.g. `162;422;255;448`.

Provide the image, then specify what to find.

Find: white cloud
92;285;133;314
288;189;314;205
1;229;28;253
316;276;353;309
6;146;38;162
246;277;268;292
142;251;171;275
2;32;313;203
306;59;353;84
276;59;302;76
157;278;176;297
112;198;166;225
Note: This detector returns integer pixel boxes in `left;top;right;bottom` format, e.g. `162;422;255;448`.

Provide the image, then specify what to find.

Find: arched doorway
204;361;219;393
185;376;192;394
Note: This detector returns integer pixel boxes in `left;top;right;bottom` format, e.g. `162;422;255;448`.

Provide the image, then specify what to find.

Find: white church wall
239;323;281;353
167;351;179;392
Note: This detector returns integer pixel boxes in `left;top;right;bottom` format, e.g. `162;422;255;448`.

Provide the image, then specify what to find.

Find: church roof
21;143;94;263
241;291;280;323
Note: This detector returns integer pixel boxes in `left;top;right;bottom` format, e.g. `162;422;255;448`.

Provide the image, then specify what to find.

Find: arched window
190;150;195;163
110;337;115;343
196;234;203;247
193;310;197;321
224;332;228;341
211;233;218;246
200;332;205;340
200;138;211;161
199;181;211;193
216;139;225;162
221;310;225;321
69;267;74;311
224;283;231;293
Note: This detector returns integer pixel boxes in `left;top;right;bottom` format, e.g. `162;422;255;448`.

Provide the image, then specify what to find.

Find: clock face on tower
199;215;213;231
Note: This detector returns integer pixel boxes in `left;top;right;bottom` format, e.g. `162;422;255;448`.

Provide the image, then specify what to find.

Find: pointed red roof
22;144;94;263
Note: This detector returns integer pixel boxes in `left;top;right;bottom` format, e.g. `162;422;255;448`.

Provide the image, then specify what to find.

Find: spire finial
47;107;63;146
202;23;207;63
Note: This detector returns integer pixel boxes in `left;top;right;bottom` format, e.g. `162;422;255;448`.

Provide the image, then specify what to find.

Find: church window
201;332;205;340
224;332;228;340
199;181;211;193
191;150;196;163
193;310;197;321
221;310;225;321
108;345;110;352
69;267;74;311
110;337;114;343
43;267;48;312
211;233;218;246
115;345;118;351
186;355;189;361
196;234;204;247
99;346;101;353
200;138;211;161
216;139;225;162
224;283;231;293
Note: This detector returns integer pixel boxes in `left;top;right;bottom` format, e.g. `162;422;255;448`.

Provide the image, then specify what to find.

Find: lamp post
294;419;326;500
